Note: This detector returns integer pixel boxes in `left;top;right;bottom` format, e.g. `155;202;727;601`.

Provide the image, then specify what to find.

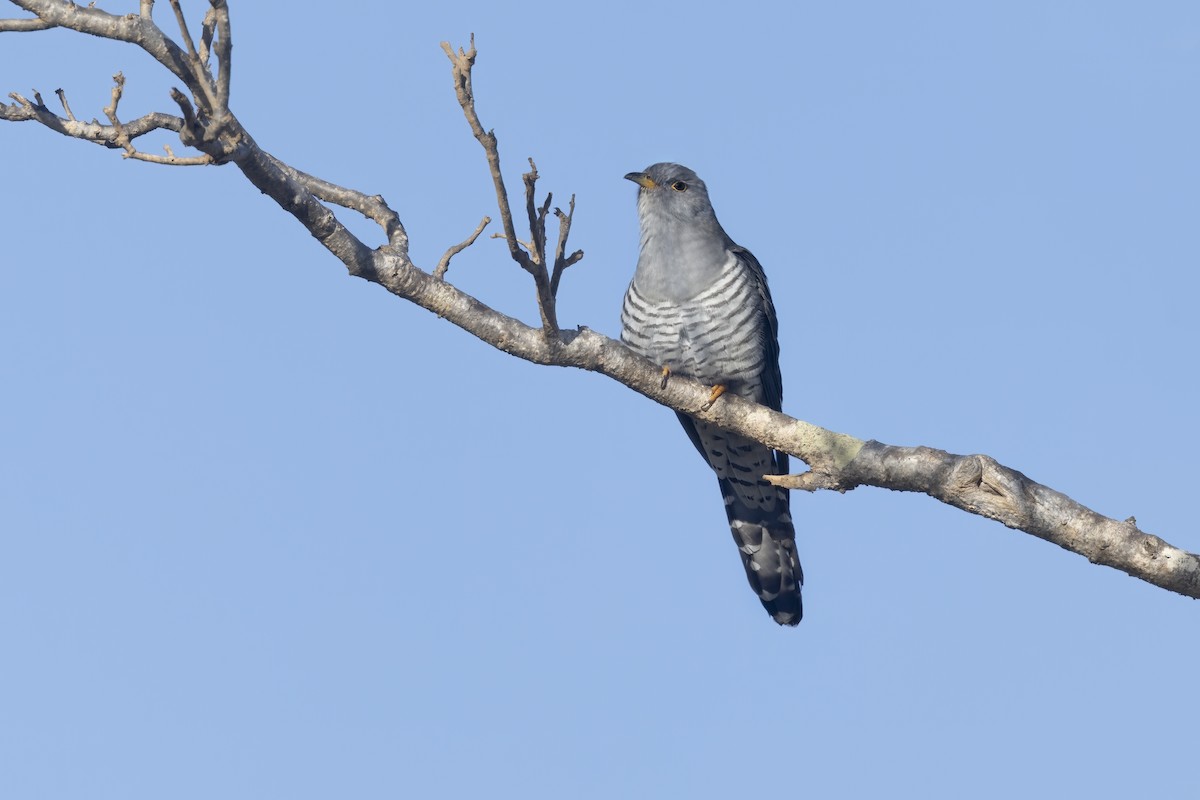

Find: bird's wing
730;244;787;474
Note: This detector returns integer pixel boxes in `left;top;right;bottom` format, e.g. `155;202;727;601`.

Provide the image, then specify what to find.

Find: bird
620;162;803;625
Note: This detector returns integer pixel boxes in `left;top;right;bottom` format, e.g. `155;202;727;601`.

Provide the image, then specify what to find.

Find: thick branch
276;160;408;249
11;1;209;108
363;260;1200;598
768;445;1200;598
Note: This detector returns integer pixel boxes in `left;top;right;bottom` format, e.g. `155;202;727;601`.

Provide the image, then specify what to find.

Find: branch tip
434;215;491;280
54;88;76;121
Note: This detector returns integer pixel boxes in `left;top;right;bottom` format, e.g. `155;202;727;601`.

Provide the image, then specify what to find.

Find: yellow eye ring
671;181;688;192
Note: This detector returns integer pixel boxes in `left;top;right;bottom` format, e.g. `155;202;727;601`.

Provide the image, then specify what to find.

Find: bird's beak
624;172;656;189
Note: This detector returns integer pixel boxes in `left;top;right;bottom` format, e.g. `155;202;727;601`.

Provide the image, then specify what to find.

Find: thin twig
167;0;199;63
210;0;232;114
102;72;135;157
169;86;199;133
3;85;211;163
0;16;56;32
167;3;221;116
491;231;536;252
434;216;491;279
440;37;530;273
54;88;75;120
441;36;563;330
102;78;209;163
4;90;188;144
522;159;547;265
129;149;212;165
199;6;215;67
550;195;584;298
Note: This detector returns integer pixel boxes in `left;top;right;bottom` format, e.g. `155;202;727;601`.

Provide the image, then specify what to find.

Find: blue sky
2;2;1198;797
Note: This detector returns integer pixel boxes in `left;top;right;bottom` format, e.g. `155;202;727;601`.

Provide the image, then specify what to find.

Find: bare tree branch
101;71;137;157
435;216;492;280
439;38;526;268
523;159;550;266
0;11;53;30
3;88;212;164
209;0;231;116
768;445;1200;598
11;1;186;85
167;0;201;64
3;1;1196;604
53;87;75;121
199;5;216;69
550;195;583;298
439;37;582;332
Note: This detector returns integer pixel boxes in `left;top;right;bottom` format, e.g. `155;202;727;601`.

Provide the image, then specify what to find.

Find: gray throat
633;208;732;304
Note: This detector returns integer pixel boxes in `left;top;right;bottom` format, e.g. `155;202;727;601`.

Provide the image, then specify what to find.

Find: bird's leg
659;365;671;390
700;384;726;412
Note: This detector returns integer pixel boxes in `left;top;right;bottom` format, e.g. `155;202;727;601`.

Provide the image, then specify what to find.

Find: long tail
679;413;803;625
721;474;803;625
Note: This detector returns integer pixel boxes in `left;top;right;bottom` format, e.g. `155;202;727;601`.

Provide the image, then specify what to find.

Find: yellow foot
659;365;671;390
700;384;726;412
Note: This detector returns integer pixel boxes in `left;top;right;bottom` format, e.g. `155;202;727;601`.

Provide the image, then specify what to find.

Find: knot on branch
945;454;1032;527
168;87;240;162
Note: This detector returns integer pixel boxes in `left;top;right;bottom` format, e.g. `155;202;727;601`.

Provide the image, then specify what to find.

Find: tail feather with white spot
688;418;803;625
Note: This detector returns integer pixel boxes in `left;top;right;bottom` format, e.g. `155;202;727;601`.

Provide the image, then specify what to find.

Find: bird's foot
700;384;726;412
659;365;671;390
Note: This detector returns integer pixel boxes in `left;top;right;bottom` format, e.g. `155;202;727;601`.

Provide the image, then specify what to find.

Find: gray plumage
620;162;803;625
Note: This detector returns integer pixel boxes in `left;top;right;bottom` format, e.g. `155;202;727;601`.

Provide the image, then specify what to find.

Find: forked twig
101;72;135;156
550;195;584;297
440;37;584;332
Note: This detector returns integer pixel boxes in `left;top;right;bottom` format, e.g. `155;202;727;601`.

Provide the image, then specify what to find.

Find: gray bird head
624;163;721;228
624;163;737;298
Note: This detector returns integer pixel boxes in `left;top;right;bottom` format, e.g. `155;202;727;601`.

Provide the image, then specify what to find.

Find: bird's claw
700;384;726;412
659;365;671;390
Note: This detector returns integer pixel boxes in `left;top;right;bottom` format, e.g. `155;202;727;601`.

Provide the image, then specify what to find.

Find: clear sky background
2;2;1198;798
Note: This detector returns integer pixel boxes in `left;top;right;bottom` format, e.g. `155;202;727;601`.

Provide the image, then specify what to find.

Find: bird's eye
671;181;688;192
